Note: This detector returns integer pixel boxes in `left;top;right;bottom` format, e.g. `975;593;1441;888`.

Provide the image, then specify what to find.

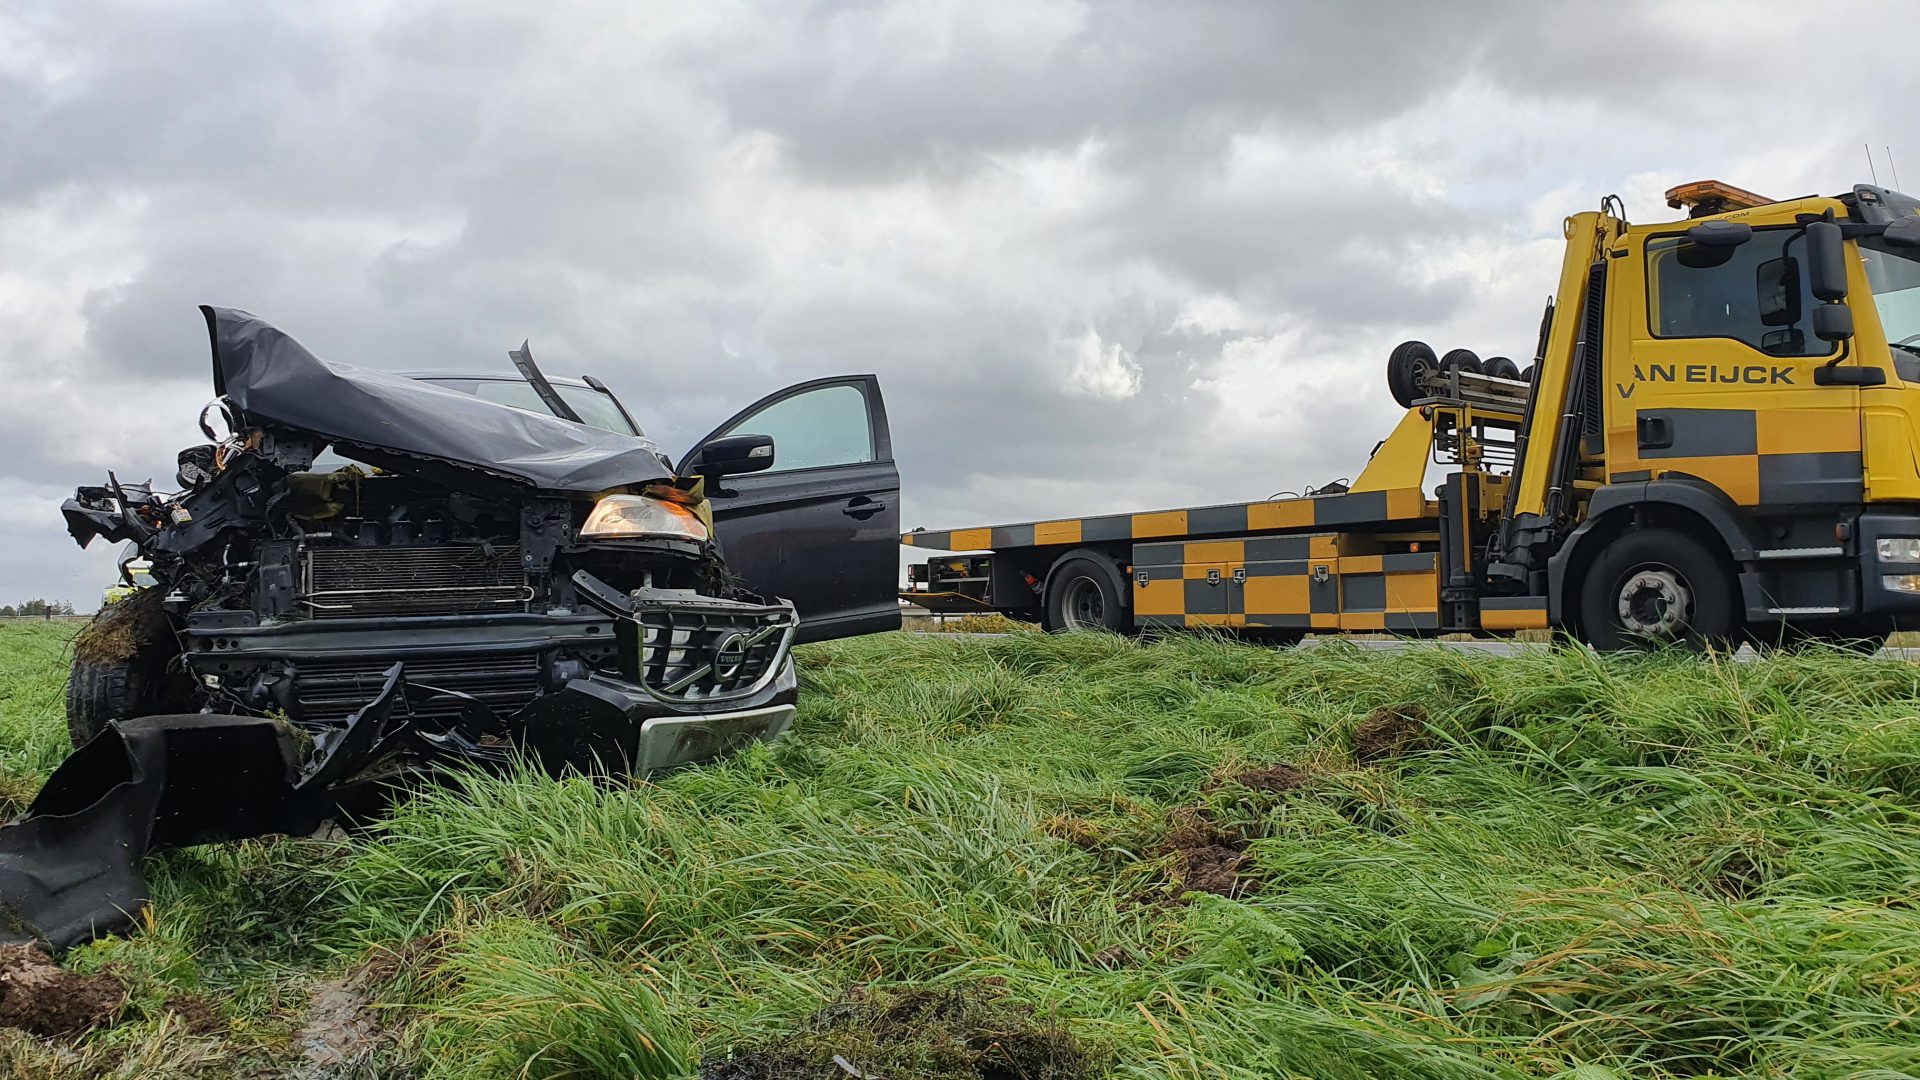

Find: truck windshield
1862;237;1920;381
420;378;642;436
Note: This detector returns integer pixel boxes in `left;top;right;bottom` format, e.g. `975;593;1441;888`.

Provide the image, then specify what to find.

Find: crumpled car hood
202;305;672;495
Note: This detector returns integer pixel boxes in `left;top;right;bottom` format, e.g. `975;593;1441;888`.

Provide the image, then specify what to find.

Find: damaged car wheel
65;658;154;748
64;590;178;747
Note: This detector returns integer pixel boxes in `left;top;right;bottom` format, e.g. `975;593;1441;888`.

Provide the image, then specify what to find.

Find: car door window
719;384;873;472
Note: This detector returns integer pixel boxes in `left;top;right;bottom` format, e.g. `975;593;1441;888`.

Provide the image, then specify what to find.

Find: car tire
65;658;149;747
1440;348;1483;375
1578;528;1739;651
1386;341;1439;408
1044;557;1128;633
1483;356;1521;381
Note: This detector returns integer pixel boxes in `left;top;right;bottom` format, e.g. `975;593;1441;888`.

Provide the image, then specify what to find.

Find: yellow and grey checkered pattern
1605;407;1863;507
902;486;1433;551
1130;533;1441;632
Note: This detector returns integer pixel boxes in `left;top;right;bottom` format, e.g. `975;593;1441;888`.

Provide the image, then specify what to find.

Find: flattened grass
4;624;1920;1077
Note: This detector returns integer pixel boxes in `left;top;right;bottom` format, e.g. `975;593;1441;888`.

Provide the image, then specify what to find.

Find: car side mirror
689;433;775;478
1806;220;1848;301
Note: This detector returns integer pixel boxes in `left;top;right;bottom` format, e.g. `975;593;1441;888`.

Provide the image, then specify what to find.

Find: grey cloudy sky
1;0;1914;607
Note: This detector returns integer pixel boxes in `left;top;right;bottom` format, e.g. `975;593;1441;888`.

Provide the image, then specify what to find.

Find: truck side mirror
1812;303;1854;342
1806;220;1848;301
1885;216;1920;248
688;433;775;478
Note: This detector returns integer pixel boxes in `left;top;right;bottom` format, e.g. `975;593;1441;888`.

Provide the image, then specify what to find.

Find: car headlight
580;495;709;542
1878;538;1920;563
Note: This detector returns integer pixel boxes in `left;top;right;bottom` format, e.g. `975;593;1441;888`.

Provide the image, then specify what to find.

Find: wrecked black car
3;305;899;949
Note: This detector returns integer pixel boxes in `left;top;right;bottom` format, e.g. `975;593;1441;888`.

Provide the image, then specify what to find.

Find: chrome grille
294;651;541;724
632;598;795;703
303;545;530;618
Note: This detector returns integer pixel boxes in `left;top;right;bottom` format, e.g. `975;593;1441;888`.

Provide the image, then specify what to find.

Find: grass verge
3;622;1920;1077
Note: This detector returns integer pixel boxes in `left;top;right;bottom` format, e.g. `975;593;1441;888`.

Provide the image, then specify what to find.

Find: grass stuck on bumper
5;622;1920;1077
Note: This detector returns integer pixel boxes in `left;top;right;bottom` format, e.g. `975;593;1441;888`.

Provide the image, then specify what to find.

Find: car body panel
201;305;674;494
679;374;903;642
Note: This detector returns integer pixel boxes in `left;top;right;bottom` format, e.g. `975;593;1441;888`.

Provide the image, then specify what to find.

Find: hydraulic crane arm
1488;208;1623;586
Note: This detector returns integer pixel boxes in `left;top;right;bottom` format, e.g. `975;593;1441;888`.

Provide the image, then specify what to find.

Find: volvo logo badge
712;633;749;679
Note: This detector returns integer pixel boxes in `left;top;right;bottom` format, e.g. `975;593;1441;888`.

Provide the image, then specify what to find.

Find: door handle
843;497;887;519
1636;414;1673;452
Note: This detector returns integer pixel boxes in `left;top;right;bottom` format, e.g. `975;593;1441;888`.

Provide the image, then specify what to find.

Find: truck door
678;375;902;643
1611;225;1862;510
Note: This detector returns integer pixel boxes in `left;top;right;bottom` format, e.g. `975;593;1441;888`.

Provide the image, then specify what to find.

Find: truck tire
1440;348;1482;374
1386;341;1439;408
1044;557;1128;633
1577;528;1739;651
65;658;149;747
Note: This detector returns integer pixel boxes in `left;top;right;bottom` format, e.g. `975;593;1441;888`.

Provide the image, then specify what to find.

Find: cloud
1062;328;1141;400
1;0;1915;606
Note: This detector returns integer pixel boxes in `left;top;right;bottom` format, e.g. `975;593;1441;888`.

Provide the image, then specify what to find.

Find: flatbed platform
901;485;1435;552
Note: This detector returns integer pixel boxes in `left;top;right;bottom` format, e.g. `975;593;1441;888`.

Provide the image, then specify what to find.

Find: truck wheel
1386;341;1439;408
1483;356;1520;381
1440;348;1482;374
1044;558;1128;633
1520;364;1536;384
65;658;149;747
1578;528;1738;651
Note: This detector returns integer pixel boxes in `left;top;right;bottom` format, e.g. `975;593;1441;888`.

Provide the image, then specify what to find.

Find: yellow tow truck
101;558;156;606
905;180;1920;649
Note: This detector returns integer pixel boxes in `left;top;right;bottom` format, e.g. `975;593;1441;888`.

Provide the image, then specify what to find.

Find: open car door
678;375;901;643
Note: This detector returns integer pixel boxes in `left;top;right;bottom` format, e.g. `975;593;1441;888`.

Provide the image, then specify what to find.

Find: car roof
396;370;598;389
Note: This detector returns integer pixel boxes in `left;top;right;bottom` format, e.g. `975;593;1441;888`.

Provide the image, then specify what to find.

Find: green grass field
4;621;1920;1078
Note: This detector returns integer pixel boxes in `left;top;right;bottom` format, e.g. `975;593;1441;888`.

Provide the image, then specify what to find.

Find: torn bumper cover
1;656;796;953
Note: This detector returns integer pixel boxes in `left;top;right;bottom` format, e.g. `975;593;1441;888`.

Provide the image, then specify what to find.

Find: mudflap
0;715;308;953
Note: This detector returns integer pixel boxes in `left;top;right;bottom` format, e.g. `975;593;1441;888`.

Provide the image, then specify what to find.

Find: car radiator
302;545;531;619
294;651;542;724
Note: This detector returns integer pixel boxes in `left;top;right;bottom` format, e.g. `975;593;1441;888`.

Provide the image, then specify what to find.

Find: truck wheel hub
1618;569;1691;637
1061;578;1105;630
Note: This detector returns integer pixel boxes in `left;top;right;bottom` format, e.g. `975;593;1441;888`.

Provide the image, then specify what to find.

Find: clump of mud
163;992;224;1035
1157;807;1253;899
71;586;168;666
359;930;453;991
0;944;126;1037
290;977;384;1079
701;984;1095;1080
1226;763;1306;794
1351;703;1431;764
